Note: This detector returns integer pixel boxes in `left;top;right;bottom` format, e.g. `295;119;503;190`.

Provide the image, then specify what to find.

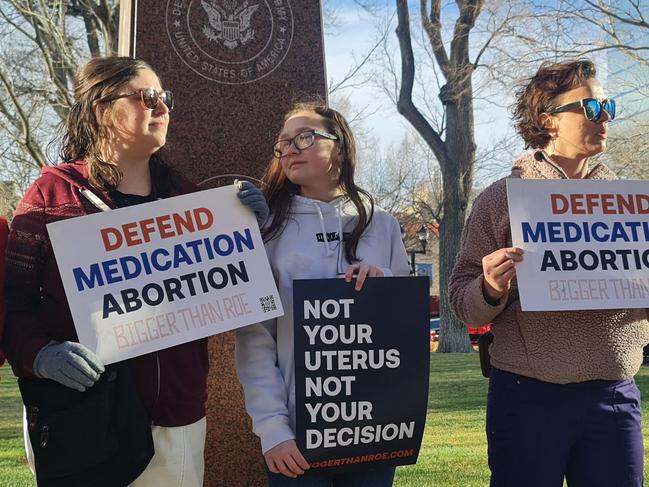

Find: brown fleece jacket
449;151;649;383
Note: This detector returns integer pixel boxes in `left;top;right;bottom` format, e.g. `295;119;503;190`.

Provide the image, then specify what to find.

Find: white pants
130;417;206;487
23;408;36;481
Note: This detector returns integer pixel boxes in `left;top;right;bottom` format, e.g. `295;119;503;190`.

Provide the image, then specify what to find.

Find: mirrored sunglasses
549;98;615;122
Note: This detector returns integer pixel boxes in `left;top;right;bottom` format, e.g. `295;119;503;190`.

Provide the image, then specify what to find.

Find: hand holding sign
343;263;384;291
482;247;524;302
235;180;269;226
264;439;310;478
33;341;105;392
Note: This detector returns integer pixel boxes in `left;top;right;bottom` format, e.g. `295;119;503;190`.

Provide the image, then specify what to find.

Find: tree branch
329;11;394;95
421;0;450;78
395;0;446;161
0;62;47;168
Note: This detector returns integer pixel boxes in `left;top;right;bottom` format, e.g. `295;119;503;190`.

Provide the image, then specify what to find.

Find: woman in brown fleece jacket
450;60;648;487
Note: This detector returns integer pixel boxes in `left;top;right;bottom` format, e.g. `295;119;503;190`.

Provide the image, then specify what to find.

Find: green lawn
395;353;491;486
0;367;32;487
1;355;648;486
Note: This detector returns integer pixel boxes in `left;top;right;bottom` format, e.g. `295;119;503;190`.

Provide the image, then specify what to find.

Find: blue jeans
266;465;396;487
487;368;643;487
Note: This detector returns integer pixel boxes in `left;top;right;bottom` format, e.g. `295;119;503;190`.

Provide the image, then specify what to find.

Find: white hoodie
235;195;410;453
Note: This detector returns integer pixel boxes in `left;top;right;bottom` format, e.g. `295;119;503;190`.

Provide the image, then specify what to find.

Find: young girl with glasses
450;59;645;487
2;56;266;486
235;101;410;486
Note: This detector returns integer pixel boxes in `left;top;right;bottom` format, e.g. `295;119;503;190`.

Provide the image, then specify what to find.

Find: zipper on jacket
539;151;569;179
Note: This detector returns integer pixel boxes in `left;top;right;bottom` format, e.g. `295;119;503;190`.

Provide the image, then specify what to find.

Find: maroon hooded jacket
3;160;208;426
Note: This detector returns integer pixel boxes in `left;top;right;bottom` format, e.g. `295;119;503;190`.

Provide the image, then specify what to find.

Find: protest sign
508;179;649;311
294;277;429;472
47;186;283;364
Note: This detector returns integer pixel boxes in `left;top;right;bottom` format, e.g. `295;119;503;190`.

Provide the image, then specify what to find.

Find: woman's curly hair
512;59;596;149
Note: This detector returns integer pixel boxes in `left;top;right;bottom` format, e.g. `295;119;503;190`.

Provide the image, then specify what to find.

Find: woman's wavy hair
59;56;159;190
262;100;374;264
512;59;597;149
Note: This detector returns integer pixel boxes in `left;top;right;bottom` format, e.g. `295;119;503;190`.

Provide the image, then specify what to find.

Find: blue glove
236;180;269;227
33;341;105;392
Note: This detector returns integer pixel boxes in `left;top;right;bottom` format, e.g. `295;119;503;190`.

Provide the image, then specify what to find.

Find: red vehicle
429;321;491;344
429;317;440;342
428;295;491;344
468;324;492;345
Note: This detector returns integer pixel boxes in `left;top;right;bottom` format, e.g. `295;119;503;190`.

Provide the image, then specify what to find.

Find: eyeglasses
99;88;174;111
273;129;338;158
548;98;615;122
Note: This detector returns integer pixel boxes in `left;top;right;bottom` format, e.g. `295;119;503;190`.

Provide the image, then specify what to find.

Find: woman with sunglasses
450;59;645;486
2;56;267;486
235;101;410;486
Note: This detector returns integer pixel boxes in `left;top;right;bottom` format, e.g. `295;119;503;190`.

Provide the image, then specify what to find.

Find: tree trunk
437;83;476;353
436;175;472;352
394;0;482;352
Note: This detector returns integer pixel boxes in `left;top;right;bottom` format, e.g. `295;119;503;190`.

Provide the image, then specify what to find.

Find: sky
323;3;411;146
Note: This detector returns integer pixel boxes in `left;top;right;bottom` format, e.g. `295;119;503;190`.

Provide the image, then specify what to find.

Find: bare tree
535;0;649;63
331;0;530;352
0;0;118;198
391;0;486;352
0;179;20;219
357;131;441;213
605;115;649;179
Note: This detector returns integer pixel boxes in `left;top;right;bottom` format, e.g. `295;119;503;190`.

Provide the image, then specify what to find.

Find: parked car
429;317;440;342
429;318;491;345
468;324;492;345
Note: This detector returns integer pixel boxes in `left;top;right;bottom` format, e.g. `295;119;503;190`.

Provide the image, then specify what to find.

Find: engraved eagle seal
166;0;294;85
200;0;259;50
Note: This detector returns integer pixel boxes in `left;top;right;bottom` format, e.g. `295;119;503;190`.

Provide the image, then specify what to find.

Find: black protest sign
294;277;430;472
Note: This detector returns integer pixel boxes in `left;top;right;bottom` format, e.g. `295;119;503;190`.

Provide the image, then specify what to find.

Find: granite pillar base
204;332;266;487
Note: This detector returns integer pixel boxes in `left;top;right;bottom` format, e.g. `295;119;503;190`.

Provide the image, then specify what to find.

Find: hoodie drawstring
313;202;336;257
336;201;345;274
313;200;347;274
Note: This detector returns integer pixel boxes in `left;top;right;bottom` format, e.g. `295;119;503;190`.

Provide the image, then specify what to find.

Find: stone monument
118;1;327;485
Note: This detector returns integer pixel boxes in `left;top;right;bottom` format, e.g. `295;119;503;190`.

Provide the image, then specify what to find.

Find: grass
0;367;32;487
394;353;491;487
1;354;649;486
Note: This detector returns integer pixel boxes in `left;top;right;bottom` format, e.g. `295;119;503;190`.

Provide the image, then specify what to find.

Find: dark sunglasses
99;88;174;111
548;98;615;122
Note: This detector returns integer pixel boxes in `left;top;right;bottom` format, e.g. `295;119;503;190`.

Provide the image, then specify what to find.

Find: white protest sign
47;186;283;364
507;179;649;311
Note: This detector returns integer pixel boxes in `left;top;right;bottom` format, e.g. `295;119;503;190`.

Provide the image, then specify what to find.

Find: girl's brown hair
60;56;157;190
512;59;596;149
262;101;374;264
